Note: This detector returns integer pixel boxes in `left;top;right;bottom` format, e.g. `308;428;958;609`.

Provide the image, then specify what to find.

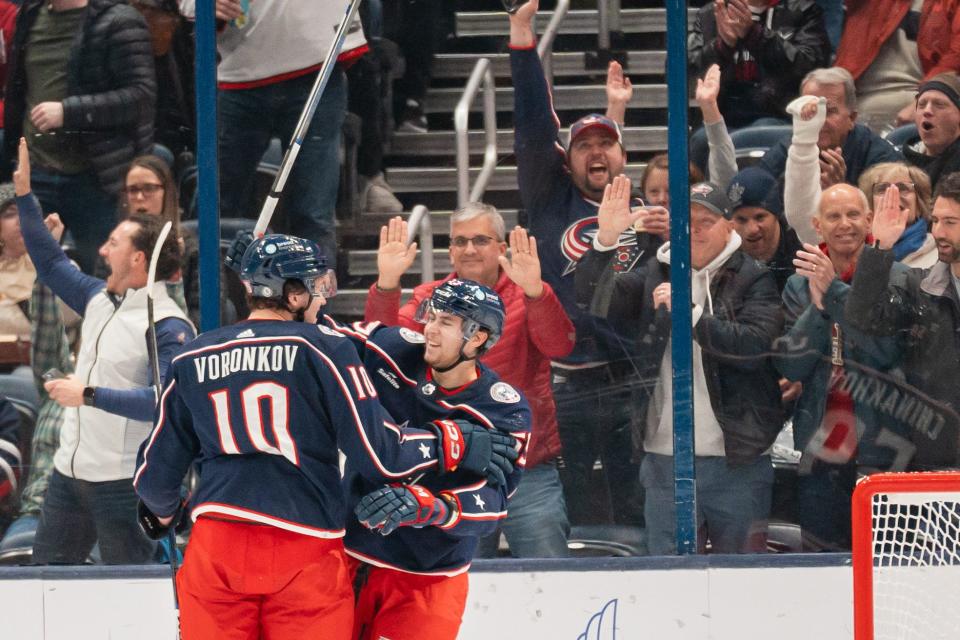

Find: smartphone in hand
42;368;65;382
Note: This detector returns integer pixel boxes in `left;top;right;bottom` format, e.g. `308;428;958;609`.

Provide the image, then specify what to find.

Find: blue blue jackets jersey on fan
510;46;662;364
134;319;448;538
330;319;531;576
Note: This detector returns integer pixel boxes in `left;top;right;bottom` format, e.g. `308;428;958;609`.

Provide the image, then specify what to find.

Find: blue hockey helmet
239;234;336;300
415;278;505;354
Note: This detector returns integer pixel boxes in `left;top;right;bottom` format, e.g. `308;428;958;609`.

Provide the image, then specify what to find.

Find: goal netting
852;472;960;640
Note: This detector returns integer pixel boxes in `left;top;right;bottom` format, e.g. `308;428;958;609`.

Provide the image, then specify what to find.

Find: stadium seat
567;525;646;557
0;514;37;565
884;123;918;150
730;125;792;169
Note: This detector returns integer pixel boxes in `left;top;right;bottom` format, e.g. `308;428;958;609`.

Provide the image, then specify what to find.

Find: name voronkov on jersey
194;345;300;382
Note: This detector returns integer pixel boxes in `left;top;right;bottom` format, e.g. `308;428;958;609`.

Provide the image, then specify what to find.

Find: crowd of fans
0;0;957;571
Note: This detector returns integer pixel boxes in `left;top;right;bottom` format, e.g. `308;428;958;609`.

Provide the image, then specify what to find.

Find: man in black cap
728;166;803;293
576;177;785;554
903;72;960;190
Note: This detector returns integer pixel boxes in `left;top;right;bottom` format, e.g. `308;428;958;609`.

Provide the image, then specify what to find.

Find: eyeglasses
449;235;497;248
124;183;164;198
871;182;916;196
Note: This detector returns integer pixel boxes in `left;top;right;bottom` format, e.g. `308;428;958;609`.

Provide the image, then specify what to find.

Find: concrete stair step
349;249;453;277
454;8;693;37
390;126;667;156
385;162;647;193
424;83;667;113
432;50;666;79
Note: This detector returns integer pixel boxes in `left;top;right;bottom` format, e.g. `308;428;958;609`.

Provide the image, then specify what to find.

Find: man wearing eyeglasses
363;203;576;558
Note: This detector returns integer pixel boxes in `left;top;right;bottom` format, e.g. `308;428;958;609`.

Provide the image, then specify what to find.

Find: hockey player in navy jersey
134;237;520;640
328;279;532;640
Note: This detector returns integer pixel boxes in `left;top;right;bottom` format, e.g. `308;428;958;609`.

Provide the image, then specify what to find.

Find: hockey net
852;472;960;640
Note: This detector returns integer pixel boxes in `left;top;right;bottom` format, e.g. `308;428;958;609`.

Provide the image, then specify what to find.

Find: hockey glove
355;484;451;536
431;419;519;486
137;499;187;541
223;229;255;273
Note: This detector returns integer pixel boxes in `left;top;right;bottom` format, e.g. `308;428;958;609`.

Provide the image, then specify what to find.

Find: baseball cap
690;182;734;219
726;167;778;211
566;114;624;150
917;72;960;111
0;183;16;215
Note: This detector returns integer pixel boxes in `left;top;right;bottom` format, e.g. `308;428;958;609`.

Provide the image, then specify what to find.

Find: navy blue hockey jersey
330;319;532;576
134;319;452;539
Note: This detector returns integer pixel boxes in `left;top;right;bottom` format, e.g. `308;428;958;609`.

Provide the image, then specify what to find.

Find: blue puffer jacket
775;269;912;469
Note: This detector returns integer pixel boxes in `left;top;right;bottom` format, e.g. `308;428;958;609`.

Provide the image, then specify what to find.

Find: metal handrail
454;2;569;206
406;205;435;283
537;0;570;81
597;0;621;52
455;58;497;207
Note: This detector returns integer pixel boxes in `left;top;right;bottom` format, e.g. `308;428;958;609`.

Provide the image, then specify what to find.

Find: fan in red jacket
364;203;575;558
835;0;960;129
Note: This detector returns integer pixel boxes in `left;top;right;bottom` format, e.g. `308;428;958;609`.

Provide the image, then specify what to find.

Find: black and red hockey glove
355;484;455;535
431;419;519;486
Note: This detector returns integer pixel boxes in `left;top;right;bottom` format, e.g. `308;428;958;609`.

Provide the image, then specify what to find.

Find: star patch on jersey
490;382;520;404
399;327;425;344
474;494;486;510
317;324;344;338
418;442;432;459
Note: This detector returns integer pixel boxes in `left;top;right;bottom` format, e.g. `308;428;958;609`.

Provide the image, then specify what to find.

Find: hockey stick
253;0;365;238
145;221;181;634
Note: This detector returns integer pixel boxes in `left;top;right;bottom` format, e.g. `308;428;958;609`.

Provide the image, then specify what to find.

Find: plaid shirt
19;281;73;515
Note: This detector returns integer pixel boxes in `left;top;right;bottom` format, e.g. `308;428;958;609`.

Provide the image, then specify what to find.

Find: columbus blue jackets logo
490;382;521;404
560;217;637;276
399;327;425;344
318;324;344;338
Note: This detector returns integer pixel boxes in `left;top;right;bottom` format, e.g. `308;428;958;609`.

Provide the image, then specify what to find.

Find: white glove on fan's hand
786;96;826;146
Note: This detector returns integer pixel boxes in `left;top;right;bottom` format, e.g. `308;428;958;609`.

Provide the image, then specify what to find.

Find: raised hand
819;148;847;189
715;0;739;48
695;64;722;124
44;213;65;243
605;61;633;124
793;243;836;310
596;174;642;247
726;0;754;39
376;216;418;291
872;184;908;250
508;0;539;47
499;226;543;298
13;138;30;197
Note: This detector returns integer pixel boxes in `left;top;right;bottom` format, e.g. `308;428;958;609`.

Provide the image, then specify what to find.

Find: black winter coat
576;246;786;465
4;0;156;196
845;247;960;470
688;0;831;127
903;135;960;193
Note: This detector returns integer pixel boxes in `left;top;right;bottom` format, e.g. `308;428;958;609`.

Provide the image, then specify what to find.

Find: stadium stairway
326;1;686;319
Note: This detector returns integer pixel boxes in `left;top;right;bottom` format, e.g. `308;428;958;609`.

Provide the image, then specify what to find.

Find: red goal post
852;471;960;640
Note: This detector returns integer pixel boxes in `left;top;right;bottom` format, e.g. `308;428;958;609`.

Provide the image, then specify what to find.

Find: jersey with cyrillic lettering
331;319;531;575
133;319;446;539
